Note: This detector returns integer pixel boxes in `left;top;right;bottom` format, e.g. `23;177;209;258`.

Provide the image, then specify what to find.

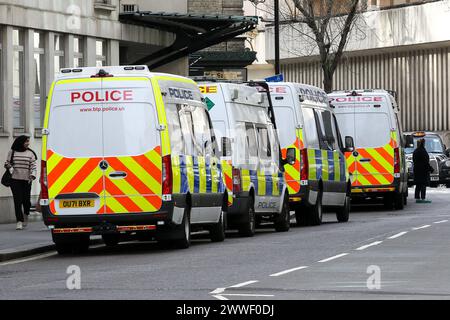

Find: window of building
13;28;25;132
54;34;64;78
96;39;107;67
73;36;84;67
34;32;45;131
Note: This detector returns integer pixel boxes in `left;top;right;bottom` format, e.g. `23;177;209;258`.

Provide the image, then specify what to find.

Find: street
1;187;450;300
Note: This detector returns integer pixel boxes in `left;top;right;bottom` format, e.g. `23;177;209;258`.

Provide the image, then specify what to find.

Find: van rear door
46;79;105;215
102;78;162;214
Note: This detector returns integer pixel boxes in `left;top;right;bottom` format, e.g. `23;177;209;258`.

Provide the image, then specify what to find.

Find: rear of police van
40;66;166;250
330;90;406;208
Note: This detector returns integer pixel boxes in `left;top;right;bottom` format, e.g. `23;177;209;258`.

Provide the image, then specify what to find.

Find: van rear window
48;102;159;158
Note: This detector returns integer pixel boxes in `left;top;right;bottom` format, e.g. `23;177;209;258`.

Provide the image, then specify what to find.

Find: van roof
199;82;268;107
330;89;396;99
54;65;193;82
267;82;329;106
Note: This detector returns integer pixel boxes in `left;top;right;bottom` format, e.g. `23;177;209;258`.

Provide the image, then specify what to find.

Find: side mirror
222;137;232;157
283;148;296;166
404;134;414;148
344;136;355;152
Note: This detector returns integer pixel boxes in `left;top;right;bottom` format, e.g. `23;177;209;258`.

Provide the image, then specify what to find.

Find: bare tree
253;0;365;92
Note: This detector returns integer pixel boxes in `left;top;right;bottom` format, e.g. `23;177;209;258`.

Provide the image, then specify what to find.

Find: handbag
1;150;14;187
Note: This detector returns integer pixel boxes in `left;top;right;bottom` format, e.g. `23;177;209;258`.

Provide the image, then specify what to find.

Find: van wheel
238;196;255;237
173;208;191;249
383;194;394;210
295;206;308;226
102;234;120;247
274;195;290;232
307;191;323;226
72;236;90;254
394;192;404;210
336;194;350;223
210;209;226;242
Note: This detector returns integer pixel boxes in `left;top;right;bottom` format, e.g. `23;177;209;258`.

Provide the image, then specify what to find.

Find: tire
102;234;120;247
173;207;191;249
383;194;394;210
238;196;256;237
294;206;308;226
307;191;323;226
403;193;408;205
336;194;350;223
394;192;404;210
210;209;226;242
72;237;90;254
446;184;450;188
274;195;290;232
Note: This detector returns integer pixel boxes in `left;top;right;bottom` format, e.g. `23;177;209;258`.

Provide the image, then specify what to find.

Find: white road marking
270;266;308;277
434;220;448;224
356;241;383;251
387;232;408;240
318;253;349;263
0;252;57;266
221;294;274;297
412;225;431;230
212;295;229;301
229;280;259;288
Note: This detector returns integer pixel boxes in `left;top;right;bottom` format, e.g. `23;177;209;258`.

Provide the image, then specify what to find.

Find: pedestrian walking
3;136;37;230
413;138;433;203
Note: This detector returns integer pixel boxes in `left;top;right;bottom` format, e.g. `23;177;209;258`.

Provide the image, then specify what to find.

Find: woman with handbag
3;136;37;230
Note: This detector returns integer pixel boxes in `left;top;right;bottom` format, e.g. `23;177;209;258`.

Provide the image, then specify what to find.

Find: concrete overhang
119;11;258;69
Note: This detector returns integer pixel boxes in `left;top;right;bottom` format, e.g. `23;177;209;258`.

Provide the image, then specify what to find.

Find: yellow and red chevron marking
345;132;397;188
281;128;304;195
221;160;233;206
46;146;162;215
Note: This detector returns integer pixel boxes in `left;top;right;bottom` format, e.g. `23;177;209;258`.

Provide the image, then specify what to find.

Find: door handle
109;171;127;179
359;158;371;162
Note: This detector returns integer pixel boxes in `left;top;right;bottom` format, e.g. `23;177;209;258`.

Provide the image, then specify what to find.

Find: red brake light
300;149;309;181
40;160;48;199
162;155;172;195
232;168;241;193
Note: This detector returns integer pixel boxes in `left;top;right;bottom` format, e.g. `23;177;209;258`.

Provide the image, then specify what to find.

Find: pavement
1;187;450;299
0;217;54;262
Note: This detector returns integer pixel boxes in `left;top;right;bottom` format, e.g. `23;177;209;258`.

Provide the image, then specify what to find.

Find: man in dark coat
413;138;433;203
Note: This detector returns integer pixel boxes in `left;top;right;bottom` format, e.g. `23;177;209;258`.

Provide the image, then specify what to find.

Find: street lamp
248;0;280;75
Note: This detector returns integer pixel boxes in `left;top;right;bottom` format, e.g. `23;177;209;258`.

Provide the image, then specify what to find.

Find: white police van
198;82;293;236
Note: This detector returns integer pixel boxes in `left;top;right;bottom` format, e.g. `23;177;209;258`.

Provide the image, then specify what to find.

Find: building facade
262;0;450;143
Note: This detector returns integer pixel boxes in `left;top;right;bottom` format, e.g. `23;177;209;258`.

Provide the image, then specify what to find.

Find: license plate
59;199;95;209
431;177;439;181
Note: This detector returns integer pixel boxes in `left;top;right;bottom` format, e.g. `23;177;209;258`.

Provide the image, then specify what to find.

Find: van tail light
40;160;49;200
394;147;400;174
232;168;242;193
300;148;309;181
162;155;173;195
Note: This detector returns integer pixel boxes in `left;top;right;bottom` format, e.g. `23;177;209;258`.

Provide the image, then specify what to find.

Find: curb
0;239;104;263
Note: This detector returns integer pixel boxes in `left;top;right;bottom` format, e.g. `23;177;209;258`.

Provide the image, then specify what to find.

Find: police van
198;82;292;236
40;66;228;254
329;89;408;209
268;83;353;226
